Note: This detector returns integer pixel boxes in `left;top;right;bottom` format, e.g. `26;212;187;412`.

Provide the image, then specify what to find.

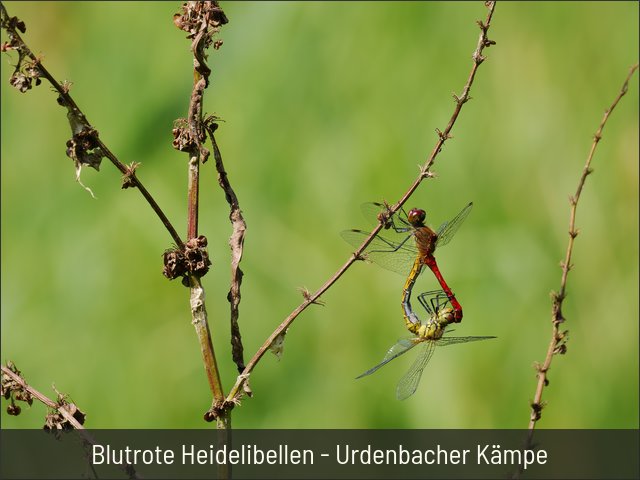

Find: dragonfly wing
341;229;417;276
396;340;437;400
394;335;496;399
435;335;497;347
356;338;419;379
435;202;473;249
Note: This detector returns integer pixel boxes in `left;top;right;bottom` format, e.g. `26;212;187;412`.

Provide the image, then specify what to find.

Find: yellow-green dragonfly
357;290;495;400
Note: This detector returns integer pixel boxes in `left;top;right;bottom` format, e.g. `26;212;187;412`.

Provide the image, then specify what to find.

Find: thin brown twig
527;62;639;431
394;1;497;214
1;364;86;430
225;1;497;404
0;1;184;249
1;363;140;479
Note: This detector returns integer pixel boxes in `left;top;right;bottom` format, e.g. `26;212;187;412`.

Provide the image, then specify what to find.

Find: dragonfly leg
368;229;414;254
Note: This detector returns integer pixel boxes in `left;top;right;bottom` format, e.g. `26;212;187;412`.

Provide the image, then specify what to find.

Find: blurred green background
1;2;638;429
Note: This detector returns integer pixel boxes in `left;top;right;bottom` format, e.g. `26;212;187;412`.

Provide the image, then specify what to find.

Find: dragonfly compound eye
407;208;426;225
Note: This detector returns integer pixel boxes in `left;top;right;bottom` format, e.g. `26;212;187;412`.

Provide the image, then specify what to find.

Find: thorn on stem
559;260;573;272
435;128;452;141
550;291;565;304
473;52;485;64
299;287;325;306
555;329;569;342
420;167;436;179
354;251;370;263
121;162;141;189
61;80;73;94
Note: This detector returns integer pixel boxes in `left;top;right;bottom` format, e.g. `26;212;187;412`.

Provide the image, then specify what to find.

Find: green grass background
1;2;638;429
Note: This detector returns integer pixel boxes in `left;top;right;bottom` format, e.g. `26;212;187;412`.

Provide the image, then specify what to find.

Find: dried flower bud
9;71;31;93
163;248;186;280
65;128;103;171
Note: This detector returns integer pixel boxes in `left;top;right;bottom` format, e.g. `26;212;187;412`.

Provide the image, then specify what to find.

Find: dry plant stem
527;63;639;431
209;129;247;373
1;365;86;430
189;274;225;407
177;2;228;425
225;1;497;403
1;365;140;479
393;1;496;213
0;2;184;249
186;76;206;240
186;87;223;407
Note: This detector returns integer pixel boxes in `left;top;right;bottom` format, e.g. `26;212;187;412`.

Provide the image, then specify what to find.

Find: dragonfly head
407;208;426;227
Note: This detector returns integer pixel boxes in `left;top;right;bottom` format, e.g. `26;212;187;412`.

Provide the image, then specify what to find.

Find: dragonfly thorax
416;320;445;340
415;305;455;340
414;226;438;257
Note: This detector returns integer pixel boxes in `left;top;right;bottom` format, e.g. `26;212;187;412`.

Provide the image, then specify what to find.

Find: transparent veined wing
396;334;496;400
340;228;418;276
435;202;473;249
434;335;496;347
356;337;421;379
396;340;437;400
343;201;472;274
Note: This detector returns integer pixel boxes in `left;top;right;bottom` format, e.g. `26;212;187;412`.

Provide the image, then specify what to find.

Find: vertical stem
186;74;207;241
187;153;200;240
174;5;231;453
527;63;638;432
189;275;224;402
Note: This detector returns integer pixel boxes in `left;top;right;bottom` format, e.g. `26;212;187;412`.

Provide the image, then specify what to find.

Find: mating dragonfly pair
342;202;495;400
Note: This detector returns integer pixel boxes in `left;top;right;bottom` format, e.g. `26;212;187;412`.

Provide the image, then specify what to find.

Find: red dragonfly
342;202;472;324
